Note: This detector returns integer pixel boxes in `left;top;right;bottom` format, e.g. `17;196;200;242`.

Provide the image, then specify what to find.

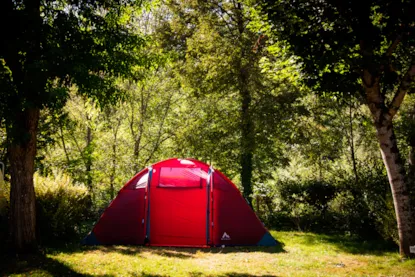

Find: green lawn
1;231;414;277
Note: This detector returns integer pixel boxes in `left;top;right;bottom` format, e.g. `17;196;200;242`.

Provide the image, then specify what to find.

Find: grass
1;231;414;277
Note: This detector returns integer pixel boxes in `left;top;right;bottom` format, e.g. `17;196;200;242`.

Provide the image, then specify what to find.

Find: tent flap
82;231;100;245
257;231;277;246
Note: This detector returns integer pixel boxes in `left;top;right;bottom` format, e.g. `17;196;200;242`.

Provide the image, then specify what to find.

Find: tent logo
221;232;231;240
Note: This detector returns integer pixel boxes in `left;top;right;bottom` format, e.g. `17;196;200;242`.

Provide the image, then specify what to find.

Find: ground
1;231;414;277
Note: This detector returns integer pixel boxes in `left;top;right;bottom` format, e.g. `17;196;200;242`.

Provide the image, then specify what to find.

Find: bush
328;190;379;239
0;180;9;244
35;172;93;241
265;169;397;243
275;180;338;231
333;170;397;242
0;171;93;244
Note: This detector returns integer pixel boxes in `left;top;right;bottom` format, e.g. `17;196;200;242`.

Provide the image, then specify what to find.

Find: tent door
148;167;208;246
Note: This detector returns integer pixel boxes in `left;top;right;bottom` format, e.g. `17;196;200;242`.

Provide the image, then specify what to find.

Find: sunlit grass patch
1;231;414;277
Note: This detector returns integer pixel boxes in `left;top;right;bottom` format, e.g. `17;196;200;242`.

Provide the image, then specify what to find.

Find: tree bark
375;119;414;257
8;108;40;252
59;123;71;166
408;102;415;194
109;116;121;200
110;140;116;200
409;142;415;176
240;81;254;207
349;102;358;183
129;85;149;173
85;124;93;190
407;106;415;258
362;66;415;257
3;0;43;253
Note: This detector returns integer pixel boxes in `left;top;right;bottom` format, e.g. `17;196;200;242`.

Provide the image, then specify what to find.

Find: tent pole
145;166;153;244
210;167;214;246
206;167;211;246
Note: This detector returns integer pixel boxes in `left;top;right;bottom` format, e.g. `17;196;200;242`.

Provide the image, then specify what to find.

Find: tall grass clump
0;176;9;244
0;171;93;245
34;171;93;242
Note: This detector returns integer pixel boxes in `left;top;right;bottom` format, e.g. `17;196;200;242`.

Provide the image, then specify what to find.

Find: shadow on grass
85;241;285;258
189;272;279;277
290;232;398;255
0;252;114;277
41;238;286;260
82;245;197;259
0;247;283;277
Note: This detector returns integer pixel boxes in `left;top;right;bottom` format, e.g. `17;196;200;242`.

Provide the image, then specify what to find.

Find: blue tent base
82;231;100;245
256;231;277;246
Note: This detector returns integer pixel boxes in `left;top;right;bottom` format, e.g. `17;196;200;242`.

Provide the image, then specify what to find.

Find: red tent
83;158;276;247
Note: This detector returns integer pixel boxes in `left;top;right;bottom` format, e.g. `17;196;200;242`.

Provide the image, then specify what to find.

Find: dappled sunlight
75;242;285;259
2;232;414;277
274;231;399;256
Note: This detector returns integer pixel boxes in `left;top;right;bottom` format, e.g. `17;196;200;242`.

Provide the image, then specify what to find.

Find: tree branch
386;35;402;57
388;64;415;118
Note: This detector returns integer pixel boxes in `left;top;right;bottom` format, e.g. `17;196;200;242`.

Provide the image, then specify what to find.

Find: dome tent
83;158;276;247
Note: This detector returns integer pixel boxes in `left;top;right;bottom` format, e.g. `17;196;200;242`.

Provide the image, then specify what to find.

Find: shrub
0;171;93;244
0;180;9;244
328;190;379;239
275;180;338;231
332;170;397;242
268;169;397;243
34;171;93;241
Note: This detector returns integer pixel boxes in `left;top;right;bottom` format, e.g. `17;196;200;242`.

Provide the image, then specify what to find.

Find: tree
40;70;179;205
0;0;149;252
124;70;177;173
263;0;415;257
156;0;301;206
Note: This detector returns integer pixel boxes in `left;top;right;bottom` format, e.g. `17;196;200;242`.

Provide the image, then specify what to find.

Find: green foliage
0;172;92;242
0;0;156;250
38;67;181;206
0;0;151;125
274;180;337;231
0;180;9;242
35;172;93;241
154;0;304;195
260;165;397;242
261;3;414;256
1;0;410;248
328;189;379;240
262;0;415;96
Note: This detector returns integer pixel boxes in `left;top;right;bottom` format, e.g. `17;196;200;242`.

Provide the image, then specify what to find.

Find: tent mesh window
135;172;148;189
158;167;205;188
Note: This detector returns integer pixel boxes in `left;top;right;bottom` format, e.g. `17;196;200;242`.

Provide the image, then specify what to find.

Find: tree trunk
239;68;254;207
362;67;415;257
375;119;414;257
407;109;415;258
133;139;141;173
8;108;40;252
110;141;116;199
85;124;93;190
408;135;415;204
349;102;358;183
409;141;415;176
235;1;254;208
407;102;415;202
59;123;71;166
109;124;119;200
